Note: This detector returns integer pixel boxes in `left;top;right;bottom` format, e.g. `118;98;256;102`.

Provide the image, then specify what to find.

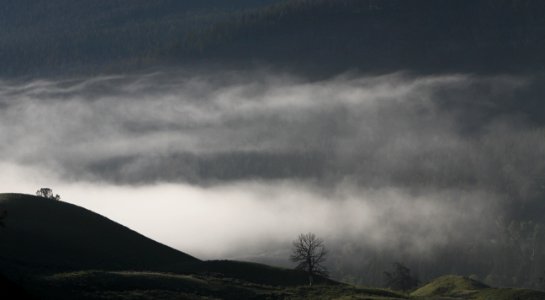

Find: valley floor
12;271;545;300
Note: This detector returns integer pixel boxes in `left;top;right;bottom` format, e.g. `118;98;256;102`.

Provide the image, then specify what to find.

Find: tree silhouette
384;262;419;291
290;232;328;286
36;188;61;200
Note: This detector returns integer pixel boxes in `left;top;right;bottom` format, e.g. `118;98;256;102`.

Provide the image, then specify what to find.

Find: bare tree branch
290;232;328;286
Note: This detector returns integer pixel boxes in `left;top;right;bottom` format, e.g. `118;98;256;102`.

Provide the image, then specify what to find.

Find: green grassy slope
29;270;406;300
411;275;489;298
18;270;545;300
412;275;545;300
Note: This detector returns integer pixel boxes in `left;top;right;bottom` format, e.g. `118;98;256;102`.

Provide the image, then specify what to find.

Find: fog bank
1;71;544;283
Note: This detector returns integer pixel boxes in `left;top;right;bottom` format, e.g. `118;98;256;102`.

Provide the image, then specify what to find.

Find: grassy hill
0;194;325;283
2;194;544;299
0;193;198;274
31;270;409;300
412;275;545;300
0;193;334;298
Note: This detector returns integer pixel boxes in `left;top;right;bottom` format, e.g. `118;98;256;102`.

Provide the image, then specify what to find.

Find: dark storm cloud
86;151;325;184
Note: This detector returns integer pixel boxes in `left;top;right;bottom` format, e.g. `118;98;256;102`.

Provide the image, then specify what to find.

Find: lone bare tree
36;188;61;200
290;232;328;286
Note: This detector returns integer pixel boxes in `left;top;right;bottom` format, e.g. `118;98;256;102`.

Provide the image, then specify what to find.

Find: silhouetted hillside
0;193;198;274
1;196;544;299
0;193;332;298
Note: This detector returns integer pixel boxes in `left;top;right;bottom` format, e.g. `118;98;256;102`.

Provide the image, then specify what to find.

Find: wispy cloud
1;72;540;188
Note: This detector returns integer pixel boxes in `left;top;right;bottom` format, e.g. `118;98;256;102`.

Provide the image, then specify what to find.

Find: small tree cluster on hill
36;188;61;201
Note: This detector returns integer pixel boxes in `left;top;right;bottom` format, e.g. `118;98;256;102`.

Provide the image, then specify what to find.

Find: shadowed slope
0;193;329;288
0;193;199;274
0;274;34;299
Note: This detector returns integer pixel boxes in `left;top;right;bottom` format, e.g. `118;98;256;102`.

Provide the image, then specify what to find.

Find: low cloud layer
1;73;543;190
0;162;499;261
1;71;544;282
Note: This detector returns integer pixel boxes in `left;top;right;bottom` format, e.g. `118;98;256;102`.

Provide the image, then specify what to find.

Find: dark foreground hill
0;193;334;298
0;274;34;299
0;193;198;274
1;194;544;299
